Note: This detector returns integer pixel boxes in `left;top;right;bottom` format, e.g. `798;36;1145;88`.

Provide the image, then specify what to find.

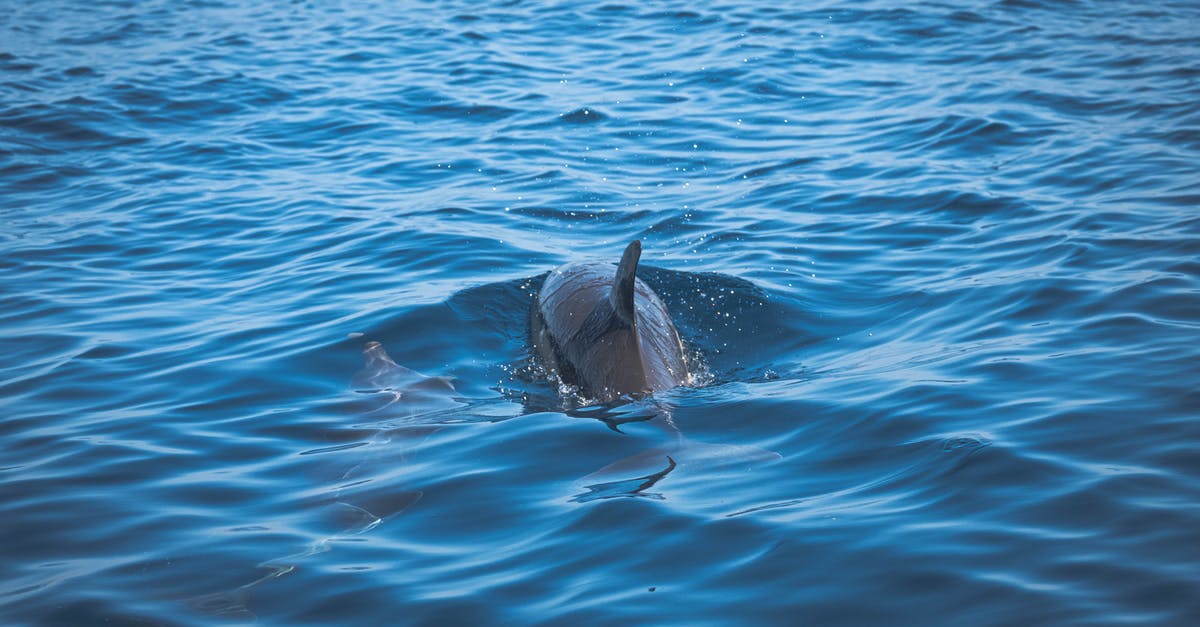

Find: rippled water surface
3;0;1199;624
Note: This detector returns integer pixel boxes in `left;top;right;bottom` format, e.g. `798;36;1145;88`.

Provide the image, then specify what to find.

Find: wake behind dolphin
530;240;691;403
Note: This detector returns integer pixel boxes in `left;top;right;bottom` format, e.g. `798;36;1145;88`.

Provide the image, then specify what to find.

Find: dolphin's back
531;241;689;402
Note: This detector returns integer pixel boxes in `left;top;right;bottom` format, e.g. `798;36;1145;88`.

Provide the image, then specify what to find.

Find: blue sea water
2;0;1199;624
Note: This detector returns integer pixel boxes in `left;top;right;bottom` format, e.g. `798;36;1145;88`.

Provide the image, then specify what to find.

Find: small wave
558;107;607;124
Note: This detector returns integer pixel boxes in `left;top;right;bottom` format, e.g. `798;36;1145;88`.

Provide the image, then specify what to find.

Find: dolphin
530;240;690;403
352;341;455;396
350;341;459;418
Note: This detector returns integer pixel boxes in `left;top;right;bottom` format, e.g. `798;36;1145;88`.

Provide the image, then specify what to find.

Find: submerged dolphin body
531;240;690;403
350;341;459;418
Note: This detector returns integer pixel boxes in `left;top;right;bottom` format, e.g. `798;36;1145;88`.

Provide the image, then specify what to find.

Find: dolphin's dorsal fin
611;240;641;327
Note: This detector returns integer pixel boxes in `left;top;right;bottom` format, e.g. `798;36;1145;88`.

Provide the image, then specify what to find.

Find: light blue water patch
2;1;1199;625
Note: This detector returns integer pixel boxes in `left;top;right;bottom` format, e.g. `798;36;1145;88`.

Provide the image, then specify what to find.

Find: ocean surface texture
2;1;1198;625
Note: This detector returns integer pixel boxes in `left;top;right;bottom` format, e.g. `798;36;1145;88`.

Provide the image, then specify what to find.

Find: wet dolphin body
531;240;690;403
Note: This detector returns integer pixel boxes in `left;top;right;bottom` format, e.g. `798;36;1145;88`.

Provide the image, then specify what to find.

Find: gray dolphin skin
531;240;690;403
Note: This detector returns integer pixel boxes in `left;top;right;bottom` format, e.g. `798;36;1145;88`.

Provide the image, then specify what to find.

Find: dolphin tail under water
574;417;783;501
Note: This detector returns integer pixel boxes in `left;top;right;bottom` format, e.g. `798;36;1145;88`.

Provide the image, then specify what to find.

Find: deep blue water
3;0;1199;624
